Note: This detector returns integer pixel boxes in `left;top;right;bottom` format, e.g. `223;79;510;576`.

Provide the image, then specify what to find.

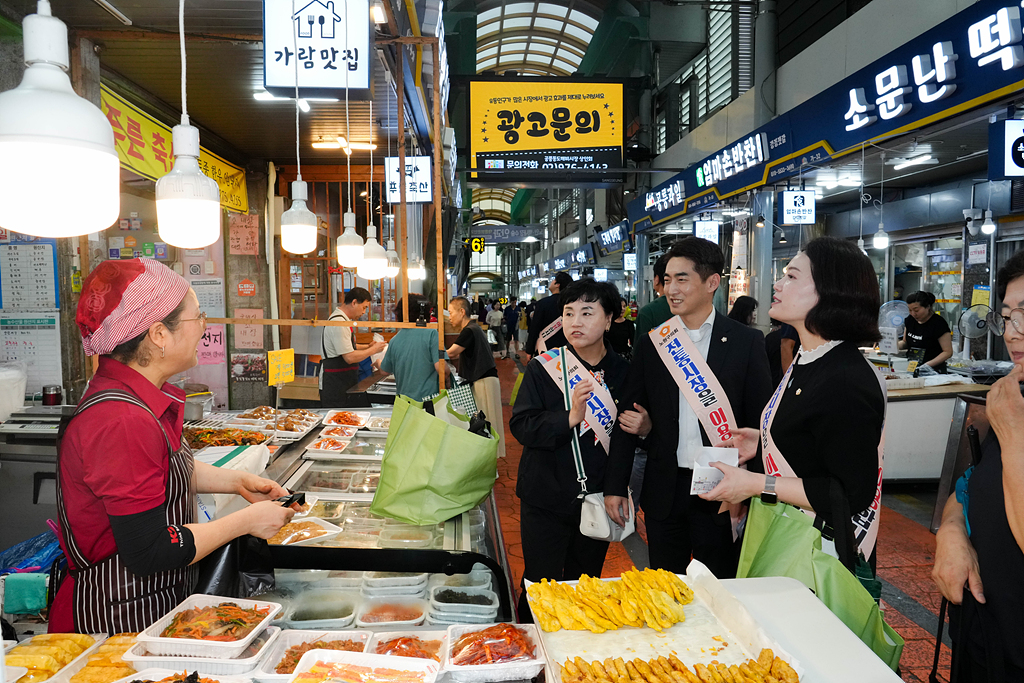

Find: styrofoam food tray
303;438;351;456
269;518;341;547
124;627;281;675
363;572;428;588
366;630;447;662
281;591;360;630
355;598;429;628
429;586;498;616
361;416;390;432
254;629;370;683
6;666;28;681
25;633;107;683
322;571;364;588
442;624;545;683
3;639;18;652
291;495;320;518
137;595;282;658
285;648;439;683
318;425;359;439
110;668;253;683
322;410;371;428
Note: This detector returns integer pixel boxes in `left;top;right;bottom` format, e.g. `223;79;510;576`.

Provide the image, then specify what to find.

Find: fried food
7;654;62;674
10;647;74;666
559;653;798;683
28;634;95;649
275;639;366;674
9;632;102;683
70;666;137;683
267;521;330;545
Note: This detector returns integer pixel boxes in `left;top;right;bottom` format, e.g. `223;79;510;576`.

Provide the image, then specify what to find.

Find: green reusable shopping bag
370;393;499;525
737;498;905;671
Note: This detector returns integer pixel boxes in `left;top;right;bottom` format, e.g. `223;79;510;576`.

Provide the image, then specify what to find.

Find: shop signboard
594;268;608;282
694;220;720;243
472;225;544;243
100;85;248;213
989;118;1024;178
384;156;432;203
468;78;624;187
262;0;372;96
596;220;630;256
628;0;1024;230
779;190;817;225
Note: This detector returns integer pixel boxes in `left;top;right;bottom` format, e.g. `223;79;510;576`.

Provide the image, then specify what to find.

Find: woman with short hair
901;290;953;373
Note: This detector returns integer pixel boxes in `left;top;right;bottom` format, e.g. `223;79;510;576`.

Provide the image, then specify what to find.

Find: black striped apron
320;312;363;408
56;389;198;634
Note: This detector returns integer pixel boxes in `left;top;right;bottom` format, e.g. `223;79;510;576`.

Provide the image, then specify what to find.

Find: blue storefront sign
520;243;597;279
628;0;1024;231
472;225;545;243
596;220;631;255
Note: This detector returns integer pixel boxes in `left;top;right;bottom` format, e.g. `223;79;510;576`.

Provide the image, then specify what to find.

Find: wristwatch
760;475;778;505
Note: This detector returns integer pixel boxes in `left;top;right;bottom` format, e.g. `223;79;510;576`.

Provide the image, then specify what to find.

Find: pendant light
385;237;400;278
280;1;317;255
0;0;119;237
981;183;997;235
857;145;868;254
156;0;220;248
872;151;889;250
358;101;388;280
408;258;426;280
336;0;363;267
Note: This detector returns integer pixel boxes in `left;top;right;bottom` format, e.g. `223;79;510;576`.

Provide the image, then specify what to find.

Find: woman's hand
568;378;595;428
604;495;631;527
988;365;1024;450
236;473;290;504
619;403;652;438
722;427;760;464
243;501;295;539
933;520;985;604
698;463;761;504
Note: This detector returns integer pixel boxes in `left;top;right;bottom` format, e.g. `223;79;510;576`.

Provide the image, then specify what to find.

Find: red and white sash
650;316;745;540
536;317;563;353
537;346;618;454
761;344;887;559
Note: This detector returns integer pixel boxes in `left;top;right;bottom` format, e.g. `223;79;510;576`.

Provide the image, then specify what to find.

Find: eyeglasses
181;311;208;328
990;308;1024;335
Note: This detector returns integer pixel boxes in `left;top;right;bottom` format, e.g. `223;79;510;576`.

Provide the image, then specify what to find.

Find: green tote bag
370;393;499;525
737;498;905;671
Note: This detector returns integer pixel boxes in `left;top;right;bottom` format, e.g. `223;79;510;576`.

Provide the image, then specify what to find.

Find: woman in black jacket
510;278;629;619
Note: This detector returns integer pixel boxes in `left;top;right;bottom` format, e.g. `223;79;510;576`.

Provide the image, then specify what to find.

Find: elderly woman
51;259;295;634
702;237;885;570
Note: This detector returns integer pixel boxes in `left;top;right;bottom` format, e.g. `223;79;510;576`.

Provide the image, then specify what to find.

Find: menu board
0;242;59;309
0;311;63;395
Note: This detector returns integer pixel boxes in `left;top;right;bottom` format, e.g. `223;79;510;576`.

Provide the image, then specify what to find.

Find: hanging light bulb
981;211;996;235
156;0;220;248
872;150;889;250
358;225;388;280
337;211;364;266
0;0;119;237
873;223;890;250
281;180;317;254
408;258;426;280
857;237;867;255
385;239;400;278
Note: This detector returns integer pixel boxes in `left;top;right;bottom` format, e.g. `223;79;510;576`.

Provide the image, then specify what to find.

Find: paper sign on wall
191;278;226;318
878;326;900;355
230;353;266;382
229;214;259;256
198;323;226;365
972;285;991;307
234;308;264;349
238;279;257;296
968;242;987;265
268;348;295;385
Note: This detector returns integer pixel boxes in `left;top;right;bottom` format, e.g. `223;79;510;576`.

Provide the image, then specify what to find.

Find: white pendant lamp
281;181;317;254
872;150;889;250
337;211;364;266
873;223;890;250
358;222;388;280
385;239;400;278
156;0;220;248
0;0;119;237
408;258;426;281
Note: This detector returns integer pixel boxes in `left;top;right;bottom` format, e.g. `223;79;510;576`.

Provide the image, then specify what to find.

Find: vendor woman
52;259;296;634
900;290;953;373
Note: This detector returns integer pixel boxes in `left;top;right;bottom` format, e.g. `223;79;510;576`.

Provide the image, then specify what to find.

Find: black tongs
276;491;306;508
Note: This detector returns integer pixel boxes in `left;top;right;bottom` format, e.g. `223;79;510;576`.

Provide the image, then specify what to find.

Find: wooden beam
75;29;263;43
432;40;445;395
376;36;440;46
276;165;385;184
208;317;427;329
397;47;409;328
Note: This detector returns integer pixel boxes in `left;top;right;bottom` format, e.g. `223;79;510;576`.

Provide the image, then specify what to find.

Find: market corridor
492;356;953;683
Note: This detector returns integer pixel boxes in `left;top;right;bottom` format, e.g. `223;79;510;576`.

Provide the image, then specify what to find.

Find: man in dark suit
524;270;574;360
604;237;772;578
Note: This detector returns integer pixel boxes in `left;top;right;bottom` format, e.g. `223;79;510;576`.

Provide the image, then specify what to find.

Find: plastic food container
291;495;320;518
426;612;495;626
347;473;381;494
428;573;491;590
322;410;371;427
442;624;545;683
124;626;281;675
361;584;428;599
315;531;380;549
304;500;346;521
322;570;364;588
26;633;106;683
363;416;391;432
318;425;358;439
355;598;428;628
305;438;351;454
429;586;499;616
136;594;282;658
378;528;433;548
268;518;342;547
285;649;439;683
366;631;447;662
254;629;370;683
363;572;428;588
282;591;360;629
110;669;253;683
276;569;330;585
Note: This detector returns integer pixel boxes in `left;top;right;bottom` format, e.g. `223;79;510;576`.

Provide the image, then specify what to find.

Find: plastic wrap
448;624;536;665
371;635;444;662
288;651;438;683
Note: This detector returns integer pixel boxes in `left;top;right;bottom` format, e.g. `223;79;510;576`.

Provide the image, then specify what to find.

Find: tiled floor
493;356;952;682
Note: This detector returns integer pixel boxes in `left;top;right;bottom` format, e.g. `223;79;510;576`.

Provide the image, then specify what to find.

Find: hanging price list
0;244;57;309
0;312;63;395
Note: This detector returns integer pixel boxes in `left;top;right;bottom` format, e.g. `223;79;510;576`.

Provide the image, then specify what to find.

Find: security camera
964;208;983;236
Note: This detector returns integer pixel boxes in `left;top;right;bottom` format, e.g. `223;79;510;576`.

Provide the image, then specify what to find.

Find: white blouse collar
796;339;843;365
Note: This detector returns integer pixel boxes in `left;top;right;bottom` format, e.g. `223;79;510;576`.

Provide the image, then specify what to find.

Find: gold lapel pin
720;336;727;342
795;388;802;395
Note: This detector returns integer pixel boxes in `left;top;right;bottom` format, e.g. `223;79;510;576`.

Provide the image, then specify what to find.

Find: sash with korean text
536;317;563;353
761;348;887;559
536;347;617;454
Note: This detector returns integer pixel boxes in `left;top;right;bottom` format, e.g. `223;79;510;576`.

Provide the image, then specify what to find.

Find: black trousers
518;498;609;620
644;467;738;578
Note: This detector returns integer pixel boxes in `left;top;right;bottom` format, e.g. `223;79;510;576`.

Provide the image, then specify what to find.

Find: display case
259;408;517;621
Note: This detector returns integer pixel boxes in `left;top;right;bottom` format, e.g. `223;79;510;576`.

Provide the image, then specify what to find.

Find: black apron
320;312;366;408
56;389;198;634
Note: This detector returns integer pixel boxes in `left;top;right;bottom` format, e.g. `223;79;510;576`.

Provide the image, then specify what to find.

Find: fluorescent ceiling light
253;91;337;103
837;177;861;187
312;137;342;149
93;0;131;25
371;3;386;23
893;154;933;171
297;98;310;113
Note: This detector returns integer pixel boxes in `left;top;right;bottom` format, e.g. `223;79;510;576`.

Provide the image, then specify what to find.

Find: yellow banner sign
100;85;248;213
267;348;295;386
469;80;623;179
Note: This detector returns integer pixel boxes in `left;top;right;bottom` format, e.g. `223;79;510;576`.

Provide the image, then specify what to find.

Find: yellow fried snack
575;656;597;683
711;663;735;683
28;634;95;649
691;664;716;683
769;658;798;683
69;666;137;683
624;660;646;683
5;654;62;674
562;660;587;683
17;670;55;683
591;660;615;683
10;646;74;666
738;664;764;683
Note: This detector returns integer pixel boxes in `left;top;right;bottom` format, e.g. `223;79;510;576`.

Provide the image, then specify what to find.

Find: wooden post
432;39;445;395
397;47;409;326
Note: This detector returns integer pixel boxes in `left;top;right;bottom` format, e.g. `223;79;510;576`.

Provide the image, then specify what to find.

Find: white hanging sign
385;156;433;203
263;0;372;95
779;190;817;225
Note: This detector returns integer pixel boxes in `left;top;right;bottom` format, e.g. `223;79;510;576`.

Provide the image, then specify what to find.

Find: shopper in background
702;237;885;571
901;290;953;373
932;250;1024;682
486;303;506;359
380;294;446;402
447;297;506;458
526;271;574;360
517;301;530;356
511;279;629;619
728;295;758;327
764;319;800;387
605;237;773;577
52;259;294;633
606;297;635;358
627;299;639;321
321;287;386;408
504;299;521;357
634;253;672;344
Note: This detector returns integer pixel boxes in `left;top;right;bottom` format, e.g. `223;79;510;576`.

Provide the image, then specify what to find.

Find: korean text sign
268;348;295;385
384;156;432;203
99;85;248;213
469;79;624;184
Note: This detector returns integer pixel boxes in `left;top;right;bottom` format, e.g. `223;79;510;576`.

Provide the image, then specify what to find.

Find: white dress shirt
675;307;716;469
